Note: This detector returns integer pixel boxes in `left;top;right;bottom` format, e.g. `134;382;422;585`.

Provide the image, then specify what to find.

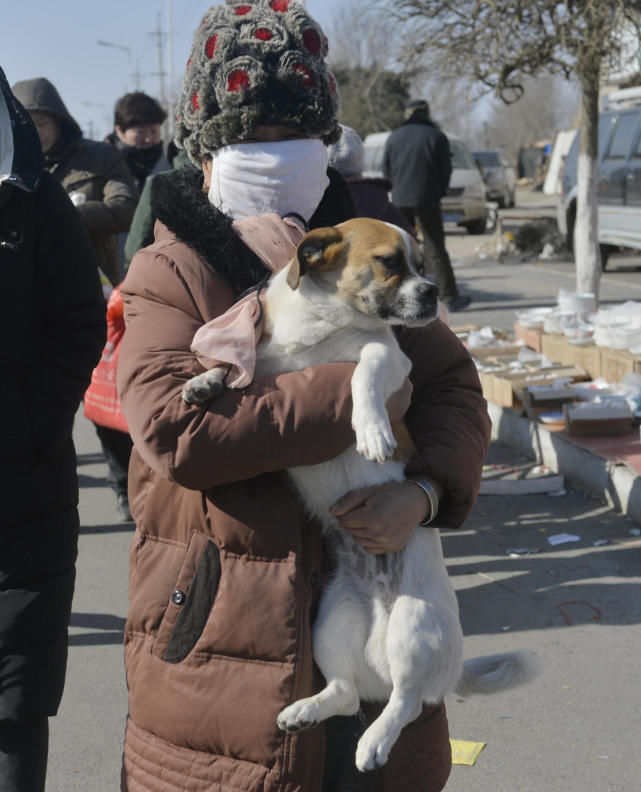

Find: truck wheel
465;218;487;235
600;244;615;271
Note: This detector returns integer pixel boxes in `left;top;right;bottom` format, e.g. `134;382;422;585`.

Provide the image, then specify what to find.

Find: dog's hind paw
355;732;392;772
182;368;226;404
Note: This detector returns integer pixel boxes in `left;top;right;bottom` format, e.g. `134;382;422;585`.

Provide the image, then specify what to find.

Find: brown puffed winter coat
117;167;491;792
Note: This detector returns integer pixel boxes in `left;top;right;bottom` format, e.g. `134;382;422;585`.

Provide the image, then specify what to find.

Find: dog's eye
375;253;405;276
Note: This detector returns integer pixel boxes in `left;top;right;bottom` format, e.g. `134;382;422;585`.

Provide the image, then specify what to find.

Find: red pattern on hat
228;70;250;91
191;92;200;111
255;28;273;40
206;35;218;57
294;63;313;88
270;0;290;10
302;28;321;55
235;5;252;14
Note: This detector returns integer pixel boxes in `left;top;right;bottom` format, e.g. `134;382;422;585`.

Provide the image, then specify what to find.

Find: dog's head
286;218;439;327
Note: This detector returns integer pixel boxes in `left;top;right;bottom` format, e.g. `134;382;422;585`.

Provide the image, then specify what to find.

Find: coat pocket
152;530;221;664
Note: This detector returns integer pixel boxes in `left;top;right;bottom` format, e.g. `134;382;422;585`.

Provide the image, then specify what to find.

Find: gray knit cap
175;0;341;163
327;124;364;178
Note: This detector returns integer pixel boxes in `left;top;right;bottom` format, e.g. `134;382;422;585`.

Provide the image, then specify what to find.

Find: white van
362;130;488;234
558;87;641;269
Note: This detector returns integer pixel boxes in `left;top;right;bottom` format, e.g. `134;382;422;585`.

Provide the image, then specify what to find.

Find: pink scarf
191;213;306;387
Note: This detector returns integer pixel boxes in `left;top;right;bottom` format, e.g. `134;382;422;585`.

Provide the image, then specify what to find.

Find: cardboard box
470;344;524;361
483;365;588;408
541;333;571;365
514;323;544;353
599;347;641;384
564;403;635;436
522;384;578;421
568;343;602;380
541;334;602;379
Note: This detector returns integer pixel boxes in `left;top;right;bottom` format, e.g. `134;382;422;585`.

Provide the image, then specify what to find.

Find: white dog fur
183;218;536;772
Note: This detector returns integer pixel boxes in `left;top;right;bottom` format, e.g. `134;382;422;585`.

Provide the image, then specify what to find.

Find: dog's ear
286;227;345;290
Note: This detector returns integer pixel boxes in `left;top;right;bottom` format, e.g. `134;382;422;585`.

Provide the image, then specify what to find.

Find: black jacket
383;118;452;209
0;69;106;719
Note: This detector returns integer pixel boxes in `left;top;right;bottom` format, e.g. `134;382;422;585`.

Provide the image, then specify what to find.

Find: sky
5;0;341;140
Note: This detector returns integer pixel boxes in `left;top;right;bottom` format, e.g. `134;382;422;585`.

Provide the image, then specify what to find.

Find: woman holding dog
117;2;491;791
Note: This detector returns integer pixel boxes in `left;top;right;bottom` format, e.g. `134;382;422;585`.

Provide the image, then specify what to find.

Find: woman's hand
329;480;433;554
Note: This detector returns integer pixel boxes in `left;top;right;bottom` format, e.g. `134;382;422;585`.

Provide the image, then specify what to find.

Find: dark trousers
401;206;459;301
323;713;376;792
0;717;48;792
94;424;133;496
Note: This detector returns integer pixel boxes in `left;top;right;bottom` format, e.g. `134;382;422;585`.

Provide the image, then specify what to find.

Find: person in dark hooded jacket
0;66;106;792
11;77;138;287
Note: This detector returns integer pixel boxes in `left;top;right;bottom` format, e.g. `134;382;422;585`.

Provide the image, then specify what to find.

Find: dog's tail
454;651;539;697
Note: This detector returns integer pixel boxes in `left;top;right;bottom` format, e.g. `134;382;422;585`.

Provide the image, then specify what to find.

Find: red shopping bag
84;286;129;433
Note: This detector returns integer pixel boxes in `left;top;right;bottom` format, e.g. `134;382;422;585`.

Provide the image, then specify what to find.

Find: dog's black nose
419;281;439;301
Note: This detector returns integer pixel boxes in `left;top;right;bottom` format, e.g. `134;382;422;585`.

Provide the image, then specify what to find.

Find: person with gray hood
11;77;138;287
328;124;414;235
0;66;106;792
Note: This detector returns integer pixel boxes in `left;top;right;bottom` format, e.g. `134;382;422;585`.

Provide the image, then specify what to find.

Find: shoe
445;295;472;312
116;492;133;522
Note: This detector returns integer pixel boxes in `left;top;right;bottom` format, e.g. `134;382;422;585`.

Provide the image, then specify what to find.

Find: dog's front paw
181;368;226;404
277;698;321;733
353;413;396;463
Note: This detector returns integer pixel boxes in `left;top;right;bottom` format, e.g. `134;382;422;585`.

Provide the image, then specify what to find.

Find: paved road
44;411;641;792
445;188;641;331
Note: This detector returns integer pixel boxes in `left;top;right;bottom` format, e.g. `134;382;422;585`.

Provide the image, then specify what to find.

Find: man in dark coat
383;99;471;311
0;67;106;792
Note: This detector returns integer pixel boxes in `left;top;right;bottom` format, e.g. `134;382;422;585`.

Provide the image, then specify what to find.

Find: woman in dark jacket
0;68;106;792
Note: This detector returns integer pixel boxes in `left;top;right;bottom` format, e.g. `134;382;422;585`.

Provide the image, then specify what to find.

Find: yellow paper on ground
450;739;486;766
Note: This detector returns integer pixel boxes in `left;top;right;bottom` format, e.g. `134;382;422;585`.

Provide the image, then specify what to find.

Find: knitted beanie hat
327;124;364;178
175;0;341;163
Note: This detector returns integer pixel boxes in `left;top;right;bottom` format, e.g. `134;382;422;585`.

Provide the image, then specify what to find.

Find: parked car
472;148;516;208
362;130;488;234
558;90;641;270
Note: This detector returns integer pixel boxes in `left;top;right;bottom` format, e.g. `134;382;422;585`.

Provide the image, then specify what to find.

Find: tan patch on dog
391;420;415;463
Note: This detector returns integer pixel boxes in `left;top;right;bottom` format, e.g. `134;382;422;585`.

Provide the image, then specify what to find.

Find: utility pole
166;0;175;138
148;13;167;106
131;60;145;91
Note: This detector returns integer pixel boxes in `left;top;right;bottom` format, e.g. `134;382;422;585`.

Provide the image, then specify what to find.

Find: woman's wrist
405;476;442;526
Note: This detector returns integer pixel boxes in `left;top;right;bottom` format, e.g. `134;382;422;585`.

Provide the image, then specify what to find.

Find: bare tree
387;0;641;300
482;74;580;163
326;0;481;138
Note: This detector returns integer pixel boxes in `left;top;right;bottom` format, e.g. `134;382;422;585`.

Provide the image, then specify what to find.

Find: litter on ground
450;739;486;766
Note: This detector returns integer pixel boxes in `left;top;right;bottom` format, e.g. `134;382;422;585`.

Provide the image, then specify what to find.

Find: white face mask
208;138;330;222
0;91;14;185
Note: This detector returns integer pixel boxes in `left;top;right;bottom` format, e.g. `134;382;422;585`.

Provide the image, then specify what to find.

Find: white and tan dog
183;218;535;772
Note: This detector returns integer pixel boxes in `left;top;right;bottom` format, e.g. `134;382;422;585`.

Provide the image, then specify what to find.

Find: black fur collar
150;166;270;296
150;164;356;297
